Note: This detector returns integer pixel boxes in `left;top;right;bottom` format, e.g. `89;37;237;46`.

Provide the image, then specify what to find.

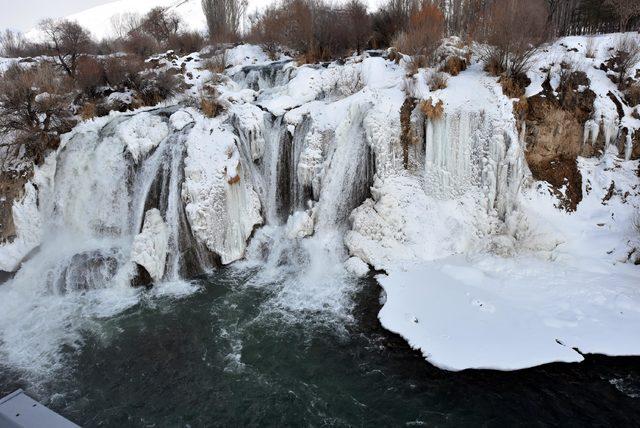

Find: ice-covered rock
182;114;262;264
286;210;314;239
344;257;369;277
117;112;169;162
131;209;169;282
169;110;195;131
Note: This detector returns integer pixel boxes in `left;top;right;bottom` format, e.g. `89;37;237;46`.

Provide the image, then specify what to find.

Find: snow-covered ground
376;151;640;370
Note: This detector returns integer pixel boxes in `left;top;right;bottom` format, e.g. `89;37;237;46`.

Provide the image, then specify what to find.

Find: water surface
1;268;639;426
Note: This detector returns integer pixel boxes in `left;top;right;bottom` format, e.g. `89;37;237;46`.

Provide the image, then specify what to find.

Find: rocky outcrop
521;71;596;210
0;170;31;244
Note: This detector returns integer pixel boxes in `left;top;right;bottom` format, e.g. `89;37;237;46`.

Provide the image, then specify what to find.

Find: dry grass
427;71;448;91
513;96;528;120
499;74;525;98
441;56;466;76
79;102;97;120
200;97;223;118
585;36;597;59
420;98;444;120
625;83;640;107
406;55;428;76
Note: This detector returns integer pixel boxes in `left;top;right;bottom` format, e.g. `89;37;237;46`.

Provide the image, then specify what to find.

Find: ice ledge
377;256;640;371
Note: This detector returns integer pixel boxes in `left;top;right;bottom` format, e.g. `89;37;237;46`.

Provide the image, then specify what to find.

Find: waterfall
231;61;296;92
6;109;214;294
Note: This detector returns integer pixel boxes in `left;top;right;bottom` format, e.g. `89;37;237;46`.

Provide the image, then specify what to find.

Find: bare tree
346;0;371;55
202;0;248;40
480;0;549;77
393;0;444;58
140;7;182;43
604;0;640;31
39;19;93;78
0;30;28;57
110;12;142;40
615;35;640;90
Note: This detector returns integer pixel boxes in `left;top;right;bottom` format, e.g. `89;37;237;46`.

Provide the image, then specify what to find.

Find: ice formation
131;209;169;282
182;114;262;264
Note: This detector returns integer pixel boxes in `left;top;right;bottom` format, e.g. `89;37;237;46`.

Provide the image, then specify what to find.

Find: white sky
0;0;109;32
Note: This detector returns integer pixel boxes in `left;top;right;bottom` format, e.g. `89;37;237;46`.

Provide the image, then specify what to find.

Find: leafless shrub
614;35;640;90
123;31;160;58
104;56;144;88
479;0;549;78
167;31;206;54
427;71;448;90
75;56;106;95
134;70;181;106
0;63;75;163
626;83;640;107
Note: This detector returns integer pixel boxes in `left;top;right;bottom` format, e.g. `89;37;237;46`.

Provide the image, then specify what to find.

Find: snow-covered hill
25;0;275;41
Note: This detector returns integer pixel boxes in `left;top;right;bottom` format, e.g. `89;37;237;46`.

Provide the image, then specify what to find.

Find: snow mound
117;112;169;162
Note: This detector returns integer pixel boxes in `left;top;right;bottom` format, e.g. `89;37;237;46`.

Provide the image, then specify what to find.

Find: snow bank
130;208;169;282
182;113;262;264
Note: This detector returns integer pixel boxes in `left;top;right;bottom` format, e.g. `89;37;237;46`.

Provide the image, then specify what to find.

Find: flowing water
1;268;639;427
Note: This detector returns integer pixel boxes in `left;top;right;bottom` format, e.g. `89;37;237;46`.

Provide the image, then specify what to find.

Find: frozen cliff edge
182;112;262;264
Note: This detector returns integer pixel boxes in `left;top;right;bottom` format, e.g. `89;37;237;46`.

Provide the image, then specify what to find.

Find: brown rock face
521;71;596;211
0;170;31;244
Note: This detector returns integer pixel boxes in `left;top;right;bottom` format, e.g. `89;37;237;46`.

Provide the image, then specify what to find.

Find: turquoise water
1;267;639;426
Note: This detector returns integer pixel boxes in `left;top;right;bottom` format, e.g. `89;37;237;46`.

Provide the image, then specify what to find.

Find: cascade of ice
424;111;526;220
5;110;212;294
315;102;375;231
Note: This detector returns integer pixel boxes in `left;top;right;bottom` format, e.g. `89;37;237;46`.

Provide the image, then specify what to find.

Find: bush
123;31;160;58
0;63;75;163
427;71;448;91
135;70;181;105
479;0;549;78
75;56;106;95
104;55;144;88
441;56;466;76
167;31;206;54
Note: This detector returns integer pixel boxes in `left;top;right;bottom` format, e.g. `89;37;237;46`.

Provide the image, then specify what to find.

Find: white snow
130;208;169;282
117;112;169;162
